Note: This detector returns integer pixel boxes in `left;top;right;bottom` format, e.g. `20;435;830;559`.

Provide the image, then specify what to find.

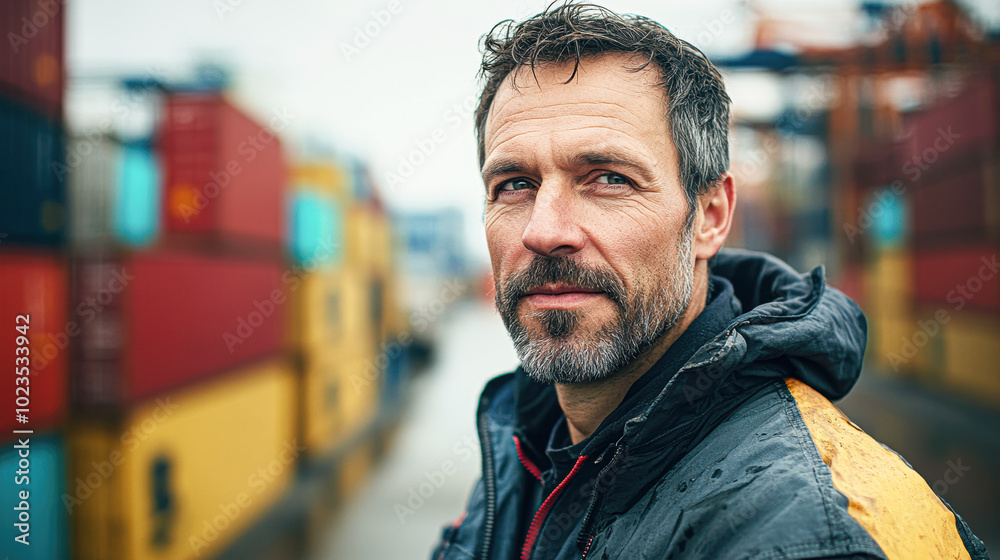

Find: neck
555;263;710;445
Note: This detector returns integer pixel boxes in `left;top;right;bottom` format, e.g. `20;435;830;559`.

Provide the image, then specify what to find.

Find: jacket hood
700;247;868;401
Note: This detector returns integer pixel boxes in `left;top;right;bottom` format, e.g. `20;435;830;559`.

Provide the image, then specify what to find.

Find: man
432;4;989;560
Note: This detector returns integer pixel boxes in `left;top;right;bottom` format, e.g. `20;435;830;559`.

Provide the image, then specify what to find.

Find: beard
494;226;695;385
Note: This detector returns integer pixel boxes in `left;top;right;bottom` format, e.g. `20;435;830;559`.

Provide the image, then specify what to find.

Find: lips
521;284;605;310
525;284;602;297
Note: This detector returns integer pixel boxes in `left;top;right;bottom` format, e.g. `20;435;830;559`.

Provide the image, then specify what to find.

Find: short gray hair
474;2;732;212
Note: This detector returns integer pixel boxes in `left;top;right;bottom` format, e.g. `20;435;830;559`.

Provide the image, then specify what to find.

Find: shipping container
67;134;161;248
288;189;343;269
0;0;64;117
863;249;912;321
287;270;344;355
336;439;376;501
298;349;349;457
941;310;1000;409
0;96;66;246
898;73;997;168
0;434;68;560
339;346;380;438
69;359;297;560
911;156;997;247
73;249;287;410
292;161;349;198
0;250;68;436
160;93;288;246
912;244;1000;313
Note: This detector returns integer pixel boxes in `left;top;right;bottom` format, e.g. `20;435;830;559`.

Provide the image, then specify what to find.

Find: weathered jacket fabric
431;249;989;560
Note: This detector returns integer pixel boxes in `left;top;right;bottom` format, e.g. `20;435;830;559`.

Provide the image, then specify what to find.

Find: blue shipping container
0;96;66;246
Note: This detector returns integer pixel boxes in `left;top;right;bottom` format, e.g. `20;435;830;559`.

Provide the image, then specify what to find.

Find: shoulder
626;378;983;559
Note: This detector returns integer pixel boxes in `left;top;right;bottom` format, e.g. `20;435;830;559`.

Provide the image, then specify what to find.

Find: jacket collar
482;248;867;483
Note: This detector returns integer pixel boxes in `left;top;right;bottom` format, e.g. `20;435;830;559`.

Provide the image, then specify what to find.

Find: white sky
66;0;1000;268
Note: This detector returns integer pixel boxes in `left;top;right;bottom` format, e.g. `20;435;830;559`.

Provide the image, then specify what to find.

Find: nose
521;184;586;257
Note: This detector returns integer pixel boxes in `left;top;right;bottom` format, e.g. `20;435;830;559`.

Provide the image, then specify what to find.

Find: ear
693;172;735;261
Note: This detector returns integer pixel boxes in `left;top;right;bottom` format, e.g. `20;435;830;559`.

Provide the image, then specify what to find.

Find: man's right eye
498;179;534;193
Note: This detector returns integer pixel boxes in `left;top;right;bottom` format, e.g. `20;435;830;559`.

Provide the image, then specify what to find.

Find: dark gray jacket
432;249;989;560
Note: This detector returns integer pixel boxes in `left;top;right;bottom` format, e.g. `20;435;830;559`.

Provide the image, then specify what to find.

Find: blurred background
0;0;998;558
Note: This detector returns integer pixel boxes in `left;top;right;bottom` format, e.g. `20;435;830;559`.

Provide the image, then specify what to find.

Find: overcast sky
66;0;1000;268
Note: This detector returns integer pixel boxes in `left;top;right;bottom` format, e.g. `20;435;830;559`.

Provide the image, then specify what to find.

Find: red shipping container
0;0;64;117
913;245;1000;314
73;249;288;410
912;160;994;246
0;250;68;436
898;74;997;170
160;93;288;247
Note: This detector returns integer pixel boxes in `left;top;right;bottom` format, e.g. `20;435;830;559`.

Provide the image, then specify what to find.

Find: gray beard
499;227;695;385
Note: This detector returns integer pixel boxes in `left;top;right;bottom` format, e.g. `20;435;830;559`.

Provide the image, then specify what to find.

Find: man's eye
499;179;533;192
596;173;629;185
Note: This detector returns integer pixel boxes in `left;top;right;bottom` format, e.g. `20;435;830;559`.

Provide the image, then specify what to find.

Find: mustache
496;256;627;311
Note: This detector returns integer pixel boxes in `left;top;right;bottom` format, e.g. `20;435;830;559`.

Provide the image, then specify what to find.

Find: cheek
588;199;684;281
484;207;527;278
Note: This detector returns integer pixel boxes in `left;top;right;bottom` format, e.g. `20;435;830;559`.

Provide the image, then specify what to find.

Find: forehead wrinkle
488;113;646;155
490;89;659;136
487;124;648;171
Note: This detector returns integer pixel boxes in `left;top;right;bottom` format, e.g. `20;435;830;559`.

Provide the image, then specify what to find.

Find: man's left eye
595;173;630;186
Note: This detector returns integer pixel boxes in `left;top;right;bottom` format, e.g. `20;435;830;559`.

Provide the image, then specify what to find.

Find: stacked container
67;90;298;560
0;2;70;559
904;70;1000;406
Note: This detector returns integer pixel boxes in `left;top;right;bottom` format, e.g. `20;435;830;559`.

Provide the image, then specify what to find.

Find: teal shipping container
0;435;68;560
67;134;161;247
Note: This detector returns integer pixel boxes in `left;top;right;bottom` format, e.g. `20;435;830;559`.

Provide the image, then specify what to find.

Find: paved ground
317;300;999;558
313;300;517;560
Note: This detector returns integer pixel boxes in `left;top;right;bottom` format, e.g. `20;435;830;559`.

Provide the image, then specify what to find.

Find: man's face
482;54;696;384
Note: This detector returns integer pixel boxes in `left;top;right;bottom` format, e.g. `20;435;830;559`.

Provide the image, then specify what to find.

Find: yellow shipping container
870;316;932;378
345;206;373;271
299;349;350;457
337;440;376;500
287;269;345;354
942;310;1000;408
863;249;912;321
292;161;350;198
69;360;297;560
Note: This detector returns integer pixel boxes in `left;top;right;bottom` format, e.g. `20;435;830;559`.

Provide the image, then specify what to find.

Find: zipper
476;408;498;560
576;443;627;554
520;455;589;560
513;435;543;483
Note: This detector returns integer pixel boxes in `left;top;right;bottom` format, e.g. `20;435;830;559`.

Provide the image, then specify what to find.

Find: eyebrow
481;158;525;187
569;150;655;183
